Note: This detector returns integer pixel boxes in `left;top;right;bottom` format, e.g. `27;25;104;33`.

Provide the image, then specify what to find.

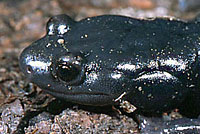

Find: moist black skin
19;14;200;131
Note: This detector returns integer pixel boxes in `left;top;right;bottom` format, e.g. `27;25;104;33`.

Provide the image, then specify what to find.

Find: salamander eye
52;54;85;85
56;60;81;82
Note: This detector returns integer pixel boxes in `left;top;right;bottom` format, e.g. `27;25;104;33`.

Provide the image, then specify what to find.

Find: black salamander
19;14;200;133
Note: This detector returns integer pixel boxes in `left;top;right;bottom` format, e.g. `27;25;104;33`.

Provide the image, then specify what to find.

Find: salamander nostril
26;65;33;74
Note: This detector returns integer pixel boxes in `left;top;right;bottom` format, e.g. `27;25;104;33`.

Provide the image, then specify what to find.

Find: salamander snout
19;44;52;81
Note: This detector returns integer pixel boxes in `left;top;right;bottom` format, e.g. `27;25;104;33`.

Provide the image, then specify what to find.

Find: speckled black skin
19;14;200;115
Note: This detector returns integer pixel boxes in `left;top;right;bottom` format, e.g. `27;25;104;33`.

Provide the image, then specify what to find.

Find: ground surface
0;0;200;133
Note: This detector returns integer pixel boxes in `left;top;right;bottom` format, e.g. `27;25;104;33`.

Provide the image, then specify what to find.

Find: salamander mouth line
44;89;110;96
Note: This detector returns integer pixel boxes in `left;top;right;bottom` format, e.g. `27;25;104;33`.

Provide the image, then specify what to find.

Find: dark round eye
52;54;84;84
26;65;33;74
56;63;81;82
51;53;86;85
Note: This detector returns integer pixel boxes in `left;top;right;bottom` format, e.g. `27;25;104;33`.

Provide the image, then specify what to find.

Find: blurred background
0;0;199;133
0;0;200;54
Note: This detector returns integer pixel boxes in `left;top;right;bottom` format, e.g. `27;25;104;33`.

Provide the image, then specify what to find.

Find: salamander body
19;14;200;132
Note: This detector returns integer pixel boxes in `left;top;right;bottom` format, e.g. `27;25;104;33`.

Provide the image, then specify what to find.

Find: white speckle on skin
111;73;122;79
85;62;100;84
138;87;142;91
46;43;51;47
48;24;70;35
111;72;122;79
57;38;65;44
147;60;159;68
85;72;99;84
136;71;177;81
58;24;69;35
48;24;54;35
175;125;200;131
84;34;88;38
81;34;89;39
160;58;188;71
117;64;137;71
198;50;200;56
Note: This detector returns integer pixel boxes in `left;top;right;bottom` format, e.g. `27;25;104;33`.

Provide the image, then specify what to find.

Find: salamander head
19;14;120;106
